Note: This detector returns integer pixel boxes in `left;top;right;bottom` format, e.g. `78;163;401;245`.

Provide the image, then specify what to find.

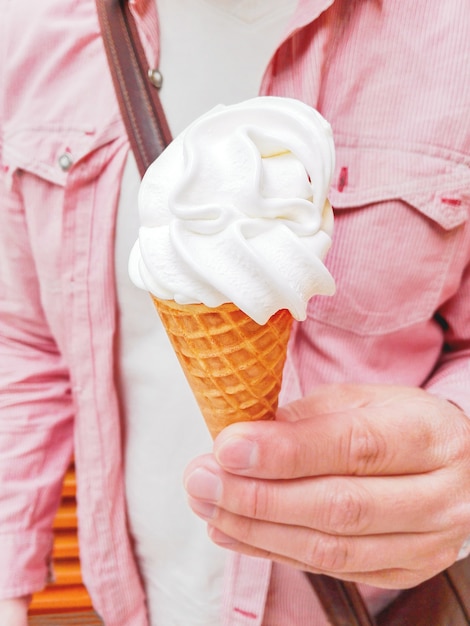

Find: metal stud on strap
147;68;163;89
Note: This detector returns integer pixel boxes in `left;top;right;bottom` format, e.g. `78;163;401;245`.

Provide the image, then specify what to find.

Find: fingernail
185;467;222;502
216;435;258;470
188;497;217;520
209;526;238;546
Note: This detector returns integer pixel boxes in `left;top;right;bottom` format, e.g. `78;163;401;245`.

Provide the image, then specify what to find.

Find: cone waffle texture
151;297;293;438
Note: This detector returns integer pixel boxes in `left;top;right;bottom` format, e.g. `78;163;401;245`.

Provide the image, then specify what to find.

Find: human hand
0;596;31;626
184;384;470;589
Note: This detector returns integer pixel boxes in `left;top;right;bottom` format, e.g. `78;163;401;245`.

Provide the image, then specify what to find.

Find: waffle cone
151;297;293;438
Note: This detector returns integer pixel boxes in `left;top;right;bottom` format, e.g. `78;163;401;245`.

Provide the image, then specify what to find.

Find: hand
0;597;31;626
184;384;470;589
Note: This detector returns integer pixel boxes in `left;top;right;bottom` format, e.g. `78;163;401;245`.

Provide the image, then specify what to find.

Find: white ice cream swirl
129;96;336;325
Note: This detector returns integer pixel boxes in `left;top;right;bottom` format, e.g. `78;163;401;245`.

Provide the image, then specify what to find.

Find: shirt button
58;152;73;171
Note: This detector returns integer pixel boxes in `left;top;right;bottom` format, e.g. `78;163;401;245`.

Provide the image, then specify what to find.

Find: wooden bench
29;612;103;625
29;463;102;624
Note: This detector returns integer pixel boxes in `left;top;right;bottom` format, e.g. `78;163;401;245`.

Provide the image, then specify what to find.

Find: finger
185;462;455;535
204;528;441;590
196;506;457;581
213;391;462;478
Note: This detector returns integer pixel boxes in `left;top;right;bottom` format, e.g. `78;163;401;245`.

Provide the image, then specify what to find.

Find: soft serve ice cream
128;96;336;437
129;96;335;325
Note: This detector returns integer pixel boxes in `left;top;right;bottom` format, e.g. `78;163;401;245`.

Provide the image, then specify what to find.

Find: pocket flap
3;120;123;187
329;139;470;230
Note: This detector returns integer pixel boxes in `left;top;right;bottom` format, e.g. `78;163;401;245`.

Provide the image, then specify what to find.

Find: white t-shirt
114;1;296;623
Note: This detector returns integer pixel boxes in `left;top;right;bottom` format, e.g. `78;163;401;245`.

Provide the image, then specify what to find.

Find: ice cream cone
130;98;336;438
151;297;293;438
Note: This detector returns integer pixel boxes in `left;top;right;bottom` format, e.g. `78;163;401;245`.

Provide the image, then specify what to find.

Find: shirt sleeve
424;249;470;417
0;168;74;598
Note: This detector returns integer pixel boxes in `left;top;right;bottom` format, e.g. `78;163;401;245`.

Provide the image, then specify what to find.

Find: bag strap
305;572;376;626
95;0;172;177
306;561;470;626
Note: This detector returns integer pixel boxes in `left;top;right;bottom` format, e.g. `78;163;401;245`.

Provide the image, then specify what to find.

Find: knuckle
247;479;271;520
425;398;470;467
229;514;252;543
392;570;425;590
347;421;387;474
323;480;370;534
304;532;350;572
433;548;454;572
447;420;470;464
443;500;470;532
403;557;451;589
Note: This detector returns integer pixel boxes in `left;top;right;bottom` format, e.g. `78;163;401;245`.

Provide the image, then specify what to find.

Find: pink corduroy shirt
1;1;470;625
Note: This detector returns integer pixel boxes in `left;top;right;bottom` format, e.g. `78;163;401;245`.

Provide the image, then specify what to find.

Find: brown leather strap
305;573;376;626
306;561;470;626
375;563;470;626
95;0;172;177
445;556;470;621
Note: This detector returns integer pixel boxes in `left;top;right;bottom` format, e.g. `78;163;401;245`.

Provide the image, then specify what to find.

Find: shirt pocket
2;121;123;188
307;144;470;335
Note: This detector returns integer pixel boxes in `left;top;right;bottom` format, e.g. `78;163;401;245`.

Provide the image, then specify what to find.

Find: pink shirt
1;1;469;625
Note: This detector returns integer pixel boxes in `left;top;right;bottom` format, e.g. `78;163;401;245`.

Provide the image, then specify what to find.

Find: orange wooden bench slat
50;560;83;585
61;467;77;498
52;498;78;529
30;462;94;618
29;611;103;625
52;530;80;559
29;585;93;613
